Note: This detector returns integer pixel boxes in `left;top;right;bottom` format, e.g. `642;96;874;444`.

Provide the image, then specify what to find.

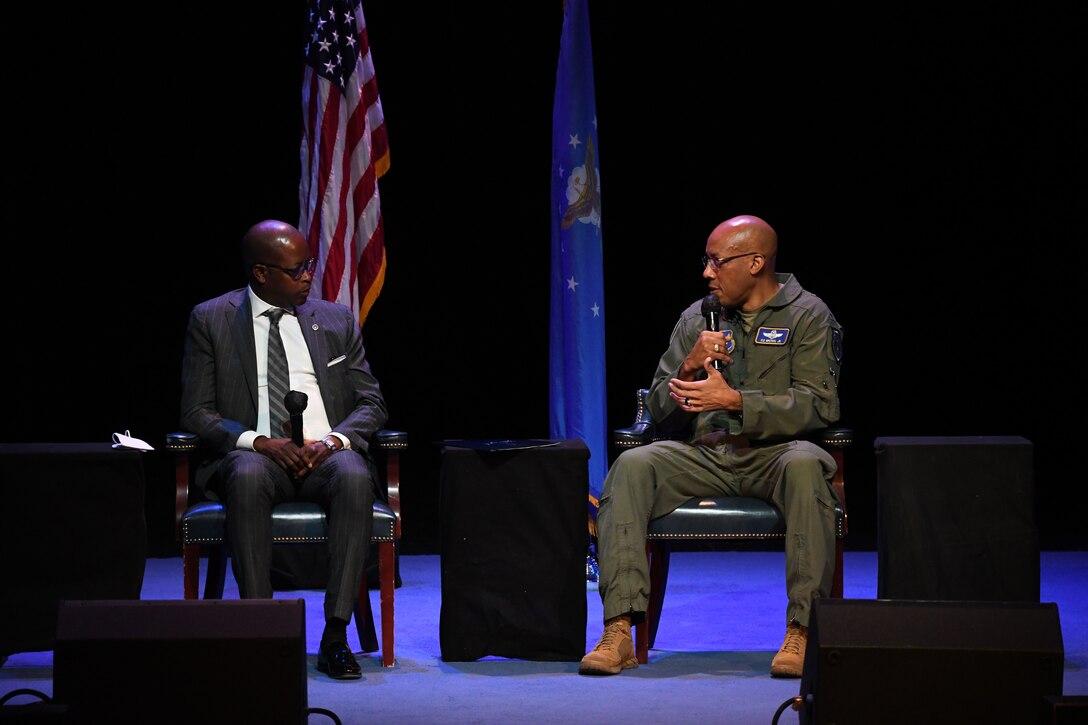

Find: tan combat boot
578;616;637;675
770;621;807;677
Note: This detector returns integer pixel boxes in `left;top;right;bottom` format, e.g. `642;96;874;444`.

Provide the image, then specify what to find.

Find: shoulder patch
755;327;791;345
832;328;843;362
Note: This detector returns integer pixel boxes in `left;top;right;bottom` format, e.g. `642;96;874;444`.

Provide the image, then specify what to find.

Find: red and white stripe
299;2;390;326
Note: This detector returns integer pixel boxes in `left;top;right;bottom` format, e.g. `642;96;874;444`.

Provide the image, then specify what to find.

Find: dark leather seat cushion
182;501;397;545
648;497;844;539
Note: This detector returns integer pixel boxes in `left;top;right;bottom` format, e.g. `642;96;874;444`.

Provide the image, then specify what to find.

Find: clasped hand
669;331;741;413
254;437;331;479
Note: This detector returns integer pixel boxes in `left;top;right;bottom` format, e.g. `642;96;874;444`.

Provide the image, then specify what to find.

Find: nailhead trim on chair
181;530;397;544
646;507;845;539
647;532;785;540
820;430;853;448
164;432;199;452
182;534;229;544
647;526;845;539
181;502;398;545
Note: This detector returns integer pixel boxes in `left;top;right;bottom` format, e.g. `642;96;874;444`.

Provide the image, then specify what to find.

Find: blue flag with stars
550;0;606;523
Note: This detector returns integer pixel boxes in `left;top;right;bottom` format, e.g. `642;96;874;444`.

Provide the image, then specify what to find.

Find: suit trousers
214;449;376;622
596;438;837;627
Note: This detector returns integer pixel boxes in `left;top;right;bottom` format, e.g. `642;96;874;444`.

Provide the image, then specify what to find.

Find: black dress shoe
317;640;362;680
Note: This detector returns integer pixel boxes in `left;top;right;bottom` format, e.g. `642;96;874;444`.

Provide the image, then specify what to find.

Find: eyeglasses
260;257;318;281
701;252;760;271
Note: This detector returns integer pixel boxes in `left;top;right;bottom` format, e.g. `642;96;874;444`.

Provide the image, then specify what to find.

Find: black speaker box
54;599;307;725
874;435;1039;601
799;598;1065;725
1042;696;1088;725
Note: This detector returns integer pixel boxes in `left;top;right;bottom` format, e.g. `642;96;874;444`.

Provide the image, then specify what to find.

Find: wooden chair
612;389;851;664
165;429;406;667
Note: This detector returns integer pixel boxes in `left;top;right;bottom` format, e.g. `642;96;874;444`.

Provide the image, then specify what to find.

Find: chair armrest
819;426;853;449
374;429;406;537
374;429;408;450
815;425;852;535
165;431;199;540
613;388;656;448
613;422;656;448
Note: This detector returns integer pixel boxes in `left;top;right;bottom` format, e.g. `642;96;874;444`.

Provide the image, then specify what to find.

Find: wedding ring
684;397;691;406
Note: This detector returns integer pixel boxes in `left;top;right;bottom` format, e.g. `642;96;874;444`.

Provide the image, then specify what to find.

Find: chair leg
354;586;379;655
647;540;671;649
636;539;673;665
636;620;649;666
633;541;650;665
379;540;396;667
831;538;844;598
203;545;227;599
183;543;200;599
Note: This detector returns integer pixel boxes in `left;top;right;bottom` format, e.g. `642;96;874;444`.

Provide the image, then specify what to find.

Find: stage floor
2;550;1086;724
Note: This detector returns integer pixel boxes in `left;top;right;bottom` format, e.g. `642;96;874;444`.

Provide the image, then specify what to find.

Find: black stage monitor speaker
874;435;1038;601
1042;696;1088;725
54;599;307;725
799;598;1064;725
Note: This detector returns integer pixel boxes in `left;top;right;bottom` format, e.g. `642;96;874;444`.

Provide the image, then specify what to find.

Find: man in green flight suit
580;214;844;678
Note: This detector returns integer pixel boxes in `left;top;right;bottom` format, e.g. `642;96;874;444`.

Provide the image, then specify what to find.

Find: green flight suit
596;273;843;627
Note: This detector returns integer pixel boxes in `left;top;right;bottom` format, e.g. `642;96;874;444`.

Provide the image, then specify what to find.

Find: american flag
300;0;390;326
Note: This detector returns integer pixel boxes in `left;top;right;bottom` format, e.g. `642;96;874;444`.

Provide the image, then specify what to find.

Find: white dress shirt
236;287;348;450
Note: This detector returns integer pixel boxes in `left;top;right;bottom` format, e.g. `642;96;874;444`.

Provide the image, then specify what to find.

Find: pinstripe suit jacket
179;287;388;493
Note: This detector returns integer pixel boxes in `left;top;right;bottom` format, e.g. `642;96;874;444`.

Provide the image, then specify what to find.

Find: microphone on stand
284;391;308;447
701;294;726;373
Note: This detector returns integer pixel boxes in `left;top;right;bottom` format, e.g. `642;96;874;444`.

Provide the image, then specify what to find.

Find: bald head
703;214;781;311
243;219;314;308
707;215;778;266
242;219;307;270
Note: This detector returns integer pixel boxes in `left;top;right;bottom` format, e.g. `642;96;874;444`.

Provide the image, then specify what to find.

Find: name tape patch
755;326;791;345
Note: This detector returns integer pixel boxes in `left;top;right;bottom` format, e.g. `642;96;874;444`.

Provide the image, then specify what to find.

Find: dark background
4;3;1084;555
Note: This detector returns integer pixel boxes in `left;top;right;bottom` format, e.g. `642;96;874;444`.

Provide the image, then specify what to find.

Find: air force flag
549;0;607;520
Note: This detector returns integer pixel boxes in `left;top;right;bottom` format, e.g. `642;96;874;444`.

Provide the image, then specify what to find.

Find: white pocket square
327;355;347;367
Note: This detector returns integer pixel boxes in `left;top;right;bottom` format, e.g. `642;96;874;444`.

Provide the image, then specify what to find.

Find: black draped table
439;439;589;662
0;443;147;655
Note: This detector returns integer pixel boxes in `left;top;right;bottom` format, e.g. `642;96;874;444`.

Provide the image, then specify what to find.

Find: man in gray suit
180;219;388;679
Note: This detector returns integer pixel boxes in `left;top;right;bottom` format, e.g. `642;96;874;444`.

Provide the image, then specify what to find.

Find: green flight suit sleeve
645;304;703;435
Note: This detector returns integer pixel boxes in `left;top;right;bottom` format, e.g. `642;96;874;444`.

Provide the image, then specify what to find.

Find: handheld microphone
284;390;308;447
701;294;726;373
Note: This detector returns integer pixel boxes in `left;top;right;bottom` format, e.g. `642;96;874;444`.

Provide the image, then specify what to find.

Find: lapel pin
312;323;320;331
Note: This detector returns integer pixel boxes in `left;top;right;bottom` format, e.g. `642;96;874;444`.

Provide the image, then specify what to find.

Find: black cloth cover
874;435;1038;601
0;443;147;655
439;439;589;661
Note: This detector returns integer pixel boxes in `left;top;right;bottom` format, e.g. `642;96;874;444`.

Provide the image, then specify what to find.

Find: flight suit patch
722;330;736;354
755;326;790;345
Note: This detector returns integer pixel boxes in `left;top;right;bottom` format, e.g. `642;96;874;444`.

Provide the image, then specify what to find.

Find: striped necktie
265;308;290;438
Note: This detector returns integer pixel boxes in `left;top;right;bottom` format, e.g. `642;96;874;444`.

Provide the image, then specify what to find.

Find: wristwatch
322;436;339;453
